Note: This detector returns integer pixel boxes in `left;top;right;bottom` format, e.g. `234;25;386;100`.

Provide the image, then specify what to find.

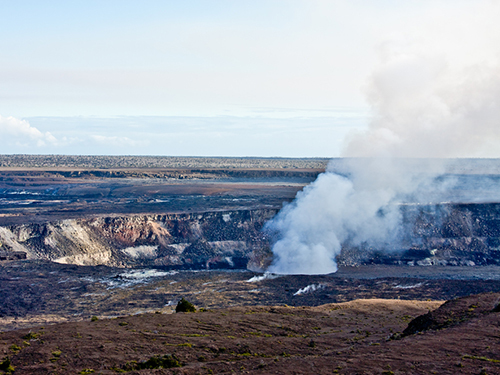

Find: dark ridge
402;292;500;337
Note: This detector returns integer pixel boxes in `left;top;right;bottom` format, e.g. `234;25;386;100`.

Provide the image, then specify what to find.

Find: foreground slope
1;293;499;374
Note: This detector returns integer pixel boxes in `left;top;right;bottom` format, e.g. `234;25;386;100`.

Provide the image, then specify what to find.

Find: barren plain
0;155;326;226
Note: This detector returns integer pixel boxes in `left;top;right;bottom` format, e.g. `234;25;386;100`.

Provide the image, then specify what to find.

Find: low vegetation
0;357;14;374
123;354;182;371
0;155;328;170
0;293;497;374
176;298;196;313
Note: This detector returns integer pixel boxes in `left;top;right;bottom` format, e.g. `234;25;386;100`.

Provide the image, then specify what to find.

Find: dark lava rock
402;292;500;336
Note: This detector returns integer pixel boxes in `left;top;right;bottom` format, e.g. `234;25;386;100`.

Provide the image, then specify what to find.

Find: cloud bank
0;115;57;148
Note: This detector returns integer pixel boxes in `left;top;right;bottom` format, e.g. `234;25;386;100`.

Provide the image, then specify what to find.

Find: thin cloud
91;135;149;148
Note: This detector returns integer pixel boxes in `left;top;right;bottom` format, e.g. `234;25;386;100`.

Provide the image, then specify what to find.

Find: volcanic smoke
266;37;500;274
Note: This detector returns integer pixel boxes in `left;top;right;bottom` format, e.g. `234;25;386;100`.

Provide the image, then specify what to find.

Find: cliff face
2;203;500;270
338;203;500;267
0;209;277;270
403;203;500;266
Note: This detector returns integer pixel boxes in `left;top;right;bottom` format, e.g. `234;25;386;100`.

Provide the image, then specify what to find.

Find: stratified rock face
338;203;500;267
0;209;277;270
2;203;500;270
402;203;500;265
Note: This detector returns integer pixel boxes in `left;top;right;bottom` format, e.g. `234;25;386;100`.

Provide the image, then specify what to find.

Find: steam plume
266;38;500;275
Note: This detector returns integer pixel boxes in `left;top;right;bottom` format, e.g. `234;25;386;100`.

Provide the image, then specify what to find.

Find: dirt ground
0;293;499;374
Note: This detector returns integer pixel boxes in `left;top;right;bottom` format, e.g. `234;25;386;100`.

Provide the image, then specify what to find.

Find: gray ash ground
2;260;500;332
0;167;319;225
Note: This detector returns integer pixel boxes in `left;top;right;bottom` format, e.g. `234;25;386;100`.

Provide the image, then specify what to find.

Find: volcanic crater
1;156;500;374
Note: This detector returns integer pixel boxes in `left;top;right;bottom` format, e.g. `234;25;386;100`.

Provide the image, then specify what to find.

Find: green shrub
91;316;98;322
79;369;95;374
9;345;21;353
23;332;40;340
176;298;196;313
125;355;182;370
0;357;14;374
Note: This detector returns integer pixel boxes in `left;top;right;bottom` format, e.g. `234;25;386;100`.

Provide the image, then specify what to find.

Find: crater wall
2;203;500;270
338;203;500;267
0;209;277;270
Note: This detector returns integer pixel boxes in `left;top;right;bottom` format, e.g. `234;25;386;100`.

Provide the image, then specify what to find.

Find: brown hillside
3;296;496;374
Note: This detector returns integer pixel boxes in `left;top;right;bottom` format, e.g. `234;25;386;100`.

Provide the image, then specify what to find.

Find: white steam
346;54;500;159
293;284;324;296
266;158;443;274
266;6;500;274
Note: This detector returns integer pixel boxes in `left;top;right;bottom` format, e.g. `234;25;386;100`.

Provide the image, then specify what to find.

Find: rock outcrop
401;292;500;336
0;209;276;270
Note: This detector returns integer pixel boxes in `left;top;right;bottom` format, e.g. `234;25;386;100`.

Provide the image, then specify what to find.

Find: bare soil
1;293;499;374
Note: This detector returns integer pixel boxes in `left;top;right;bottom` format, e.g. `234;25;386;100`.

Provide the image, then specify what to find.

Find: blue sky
1;1;499;156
